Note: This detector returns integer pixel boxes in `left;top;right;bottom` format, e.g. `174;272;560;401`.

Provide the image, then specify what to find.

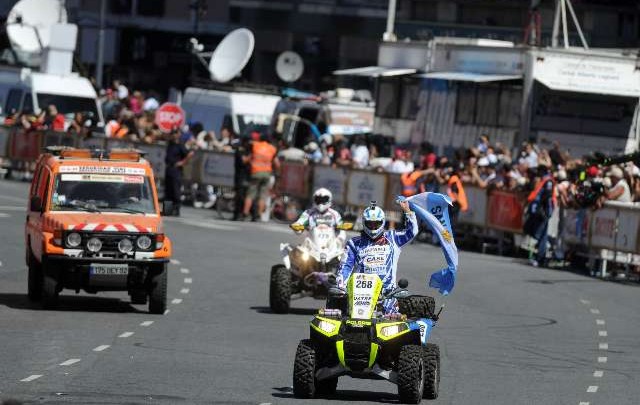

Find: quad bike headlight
317;320;337;334
380;323;408;337
302;251;310;262
66;232;82;248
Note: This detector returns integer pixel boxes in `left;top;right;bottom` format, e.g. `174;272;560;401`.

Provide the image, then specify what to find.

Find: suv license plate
90;264;129;276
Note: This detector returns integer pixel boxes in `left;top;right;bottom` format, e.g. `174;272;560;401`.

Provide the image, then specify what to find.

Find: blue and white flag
404;192;459;295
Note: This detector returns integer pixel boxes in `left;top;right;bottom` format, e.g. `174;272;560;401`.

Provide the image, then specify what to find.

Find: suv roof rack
44;146;147;161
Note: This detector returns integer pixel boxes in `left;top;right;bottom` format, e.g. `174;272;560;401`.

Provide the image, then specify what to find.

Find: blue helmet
362;202;385;239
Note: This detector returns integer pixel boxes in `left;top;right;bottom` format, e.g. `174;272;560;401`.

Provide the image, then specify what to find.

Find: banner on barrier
137;144;166;181
312;165;347;205
615;207;640;253
77;136;106;150
458;185;487;227
590;207;617;250
346;170;386;207
562;209;590;245
486;191;525;233
9;129;42;161
0;126;12;158
279;161;310;198
200;151;235;187
385;174;403;210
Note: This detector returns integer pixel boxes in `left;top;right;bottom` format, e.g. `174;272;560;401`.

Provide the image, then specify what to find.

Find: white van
181;87;281;136
0;66;103;125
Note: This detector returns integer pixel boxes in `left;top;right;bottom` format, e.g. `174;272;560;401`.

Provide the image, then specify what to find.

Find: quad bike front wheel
397;345;425;404
422;343;440;399
269;265;291;313
398;295;436;318
293;339;316;398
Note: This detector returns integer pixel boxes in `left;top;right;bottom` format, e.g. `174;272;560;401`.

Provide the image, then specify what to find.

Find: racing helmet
313;188;332;213
362;202;385;239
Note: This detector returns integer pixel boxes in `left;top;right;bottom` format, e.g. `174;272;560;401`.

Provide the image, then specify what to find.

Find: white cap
478;157;490;167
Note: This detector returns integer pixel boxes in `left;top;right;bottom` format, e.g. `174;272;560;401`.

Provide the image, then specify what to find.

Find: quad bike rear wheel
422;343;440;399
397;345;425;404
269;265;291;313
293;339;316;398
398;295;436;318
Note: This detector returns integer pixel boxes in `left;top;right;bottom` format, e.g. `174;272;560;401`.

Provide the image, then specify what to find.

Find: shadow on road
272;387;399;403
250;306;318;316
0;293;144;313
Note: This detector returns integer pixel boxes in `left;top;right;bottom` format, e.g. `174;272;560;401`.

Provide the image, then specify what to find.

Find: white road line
180;288;190;294
0;213;9;218
118;331;134;338
184;277;192;284
93;345;110;352
579;299;590;305
171;298;183;304
259;403;272;405
20;374;43;382
59;358;81;366
596;319;606;325
593;370;604;378
599;343;609;350
590;308;600;314
180;268;190;274
164;309;170;314
587;386;598;393
140;321;154;327
170;259;181;265
597;356;608;363
598;330;608;337
0;260;2;267
579;402;590;405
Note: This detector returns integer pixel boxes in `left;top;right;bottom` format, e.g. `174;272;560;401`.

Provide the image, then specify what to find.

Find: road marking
0;260;2;267
586;386;598;393
0;204;26;210
164;309;170;314
170;259;181;265
0;213;9;218
171;298;183;304
590;308;600;314
59;358;81;366
579;299;590;305
93;345;110;352
259;403;272;405
180;288;190;294
118;331;134;338
180;268;190;274
184;278;192;284
164;217;235;231
598;330;608;337
593;370;604;378
596;319;605;325
597;356;607;363
598;343;609;350
140;321;154;327
20;374;43;382
579;402;590;405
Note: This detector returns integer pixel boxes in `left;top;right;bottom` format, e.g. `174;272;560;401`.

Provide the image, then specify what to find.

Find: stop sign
155;103;186;133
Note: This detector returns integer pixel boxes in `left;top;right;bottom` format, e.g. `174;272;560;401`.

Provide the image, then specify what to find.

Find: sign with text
155;103;185;133
486;191;525;233
313;165;347;205
346;170;386;208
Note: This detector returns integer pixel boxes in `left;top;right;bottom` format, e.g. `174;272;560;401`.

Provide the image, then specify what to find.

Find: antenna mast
551;0;589;49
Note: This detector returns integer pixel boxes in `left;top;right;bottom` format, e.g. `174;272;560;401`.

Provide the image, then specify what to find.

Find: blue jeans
534;217;550;263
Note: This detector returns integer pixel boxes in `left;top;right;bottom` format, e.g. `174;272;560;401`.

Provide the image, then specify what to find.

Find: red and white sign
67;223;152;233
155;103;185;133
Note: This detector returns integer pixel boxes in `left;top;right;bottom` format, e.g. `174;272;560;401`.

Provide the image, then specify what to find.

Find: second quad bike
292;273;440;403
269;222;352;313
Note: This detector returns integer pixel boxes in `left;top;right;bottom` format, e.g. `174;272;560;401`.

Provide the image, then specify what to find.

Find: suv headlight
66;232;81;248
86;237;102;252
118;238;133;254
136;235;152;250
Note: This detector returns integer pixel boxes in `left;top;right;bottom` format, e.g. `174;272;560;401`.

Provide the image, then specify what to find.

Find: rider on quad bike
290;188;346;245
335;199;418;314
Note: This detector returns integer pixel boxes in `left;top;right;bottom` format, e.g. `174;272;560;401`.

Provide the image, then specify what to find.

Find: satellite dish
6;0;67;54
276;51;304;83
208;28;255;83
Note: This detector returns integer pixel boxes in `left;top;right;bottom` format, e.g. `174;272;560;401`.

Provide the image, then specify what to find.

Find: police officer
164;127;194;216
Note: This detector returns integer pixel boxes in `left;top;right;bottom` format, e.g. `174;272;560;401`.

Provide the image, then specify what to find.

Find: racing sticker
59;166;146;175
60;174;143;183
360;245;390;271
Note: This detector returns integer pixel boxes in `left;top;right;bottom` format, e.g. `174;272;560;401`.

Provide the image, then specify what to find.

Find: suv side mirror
398;278;409;289
30;196;42;212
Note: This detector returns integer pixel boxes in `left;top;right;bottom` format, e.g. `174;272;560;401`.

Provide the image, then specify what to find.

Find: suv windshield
36;93;99;118
50;173;156;214
236;114;270;136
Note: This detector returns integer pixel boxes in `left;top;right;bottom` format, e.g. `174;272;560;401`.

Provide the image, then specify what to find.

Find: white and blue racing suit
336;211;418;314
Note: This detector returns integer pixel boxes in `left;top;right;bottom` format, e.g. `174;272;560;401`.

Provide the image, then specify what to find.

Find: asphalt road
0;178;638;405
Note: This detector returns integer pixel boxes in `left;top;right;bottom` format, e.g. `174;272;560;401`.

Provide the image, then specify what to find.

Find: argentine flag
404;192;459;295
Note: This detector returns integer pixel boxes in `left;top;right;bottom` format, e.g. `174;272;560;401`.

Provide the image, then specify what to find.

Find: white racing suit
292;207;346;245
336;211;418;314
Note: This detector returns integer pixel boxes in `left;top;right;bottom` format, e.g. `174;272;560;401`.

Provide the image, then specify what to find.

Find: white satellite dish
276;51;304;83
208;28;255;83
6;0;67;54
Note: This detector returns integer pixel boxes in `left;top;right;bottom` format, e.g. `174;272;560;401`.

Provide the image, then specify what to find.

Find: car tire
148;264;167;315
269;265;291;314
41;275;59;310
293;339;316;398
397;345;425;404
398;295;436;318
27;251;42;302
422;343;440;399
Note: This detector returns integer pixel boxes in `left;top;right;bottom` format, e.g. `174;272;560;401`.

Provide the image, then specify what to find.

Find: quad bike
269;222;353;313
292;273;440;403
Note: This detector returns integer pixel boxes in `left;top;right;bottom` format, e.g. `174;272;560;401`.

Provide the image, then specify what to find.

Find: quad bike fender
408;318;435;345
280;243;292;269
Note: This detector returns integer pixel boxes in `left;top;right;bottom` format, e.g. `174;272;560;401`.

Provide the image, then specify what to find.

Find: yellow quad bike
293;273;440;403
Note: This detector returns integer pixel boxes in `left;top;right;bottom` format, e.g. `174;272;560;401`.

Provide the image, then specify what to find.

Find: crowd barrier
2;126;638;272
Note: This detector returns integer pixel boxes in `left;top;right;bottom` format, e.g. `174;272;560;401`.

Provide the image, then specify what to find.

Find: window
109;0;132;14
475;85;499;126
498;87;521;127
455;84;476;125
36;94;98;117
399;78;421;119
376;77;420;120
22;93;33;114
455;82;522;128
375;79;400;119
5;89;23;114
137;0;165;17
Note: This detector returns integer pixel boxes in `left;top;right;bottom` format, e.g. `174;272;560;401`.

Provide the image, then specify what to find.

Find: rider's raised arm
293;209;311;227
392;211;418;247
336;239;357;287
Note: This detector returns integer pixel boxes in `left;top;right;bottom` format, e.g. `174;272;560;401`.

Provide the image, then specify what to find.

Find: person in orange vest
524;165;557;267
242;131;280;220
443;166;468;226
400;169;427;197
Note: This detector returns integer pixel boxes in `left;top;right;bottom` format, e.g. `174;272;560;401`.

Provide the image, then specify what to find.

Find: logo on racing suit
359;245;390;273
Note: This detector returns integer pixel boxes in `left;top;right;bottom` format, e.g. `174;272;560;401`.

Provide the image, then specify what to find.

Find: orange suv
25;147;172;314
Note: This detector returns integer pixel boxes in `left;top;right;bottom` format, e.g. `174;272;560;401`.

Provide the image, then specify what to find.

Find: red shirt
52;114;65;131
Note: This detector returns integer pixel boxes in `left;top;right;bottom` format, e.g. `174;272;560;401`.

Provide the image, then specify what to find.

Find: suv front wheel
149;264;167;314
